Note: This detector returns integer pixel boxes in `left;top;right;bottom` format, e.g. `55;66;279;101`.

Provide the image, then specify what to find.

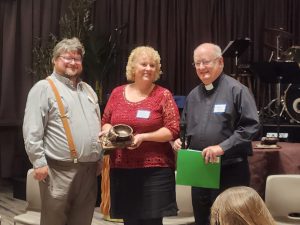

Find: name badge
213;104;226;113
136;110;151;119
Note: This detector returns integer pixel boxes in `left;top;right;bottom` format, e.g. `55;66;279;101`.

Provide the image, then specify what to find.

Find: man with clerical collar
173;43;260;225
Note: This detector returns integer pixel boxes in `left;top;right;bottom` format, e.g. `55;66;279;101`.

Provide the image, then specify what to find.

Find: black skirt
109;167;178;219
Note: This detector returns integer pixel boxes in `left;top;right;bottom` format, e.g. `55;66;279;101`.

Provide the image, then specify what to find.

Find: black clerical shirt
181;73;260;160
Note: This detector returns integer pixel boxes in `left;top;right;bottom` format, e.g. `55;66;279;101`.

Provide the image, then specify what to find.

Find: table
249;141;300;199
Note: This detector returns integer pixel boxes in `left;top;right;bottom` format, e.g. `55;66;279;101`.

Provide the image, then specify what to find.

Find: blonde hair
126;46;162;81
52;37;85;63
210;186;276;225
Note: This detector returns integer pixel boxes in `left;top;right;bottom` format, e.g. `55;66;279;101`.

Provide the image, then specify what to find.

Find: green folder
176;149;221;189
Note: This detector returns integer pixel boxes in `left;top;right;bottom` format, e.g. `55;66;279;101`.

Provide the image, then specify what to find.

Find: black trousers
124;218;163;225
192;159;250;225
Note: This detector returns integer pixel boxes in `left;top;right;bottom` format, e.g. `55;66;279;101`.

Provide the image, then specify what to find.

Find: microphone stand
180;122;186;149
100;24;127;84
275;76;282;140
100;30;119;84
276;35;281;61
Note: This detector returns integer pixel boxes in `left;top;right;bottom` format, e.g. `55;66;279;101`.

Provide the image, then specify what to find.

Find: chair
173;96;186;109
163;174;195;225
265;174;300;225
13;169;41;225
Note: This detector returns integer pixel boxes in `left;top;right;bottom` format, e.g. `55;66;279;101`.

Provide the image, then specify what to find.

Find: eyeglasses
192;57;219;68
59;56;82;64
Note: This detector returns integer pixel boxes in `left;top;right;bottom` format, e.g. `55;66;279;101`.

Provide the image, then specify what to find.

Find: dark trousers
124;218;163;225
192;159;250;225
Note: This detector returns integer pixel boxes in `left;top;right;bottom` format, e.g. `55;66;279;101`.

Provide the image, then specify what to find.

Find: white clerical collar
204;83;214;91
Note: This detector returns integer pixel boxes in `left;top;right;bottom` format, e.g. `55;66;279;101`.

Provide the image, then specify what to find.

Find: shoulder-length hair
126;46;162;82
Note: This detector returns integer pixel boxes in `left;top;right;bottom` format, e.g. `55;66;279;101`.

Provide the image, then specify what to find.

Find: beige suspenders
46;77;78;163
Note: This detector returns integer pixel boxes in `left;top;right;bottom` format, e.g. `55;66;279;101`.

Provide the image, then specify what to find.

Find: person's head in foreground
210;186;276;225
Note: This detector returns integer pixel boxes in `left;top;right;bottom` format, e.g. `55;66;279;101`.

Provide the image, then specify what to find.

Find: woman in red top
101;46;180;225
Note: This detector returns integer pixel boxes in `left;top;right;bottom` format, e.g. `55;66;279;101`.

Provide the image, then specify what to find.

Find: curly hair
126;46;162;81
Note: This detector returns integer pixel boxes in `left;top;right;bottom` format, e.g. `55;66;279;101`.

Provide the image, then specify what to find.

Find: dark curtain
92;0;300;109
0;0;70;177
0;0;299;177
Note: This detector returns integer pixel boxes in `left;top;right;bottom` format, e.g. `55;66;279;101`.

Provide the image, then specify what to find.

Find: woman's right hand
98;130;108;138
99;123;113;138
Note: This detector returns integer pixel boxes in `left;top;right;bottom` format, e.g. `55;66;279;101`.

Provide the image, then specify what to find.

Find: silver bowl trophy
99;124;133;153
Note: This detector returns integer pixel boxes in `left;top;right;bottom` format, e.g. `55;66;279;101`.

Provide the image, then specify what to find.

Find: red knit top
102;84;180;169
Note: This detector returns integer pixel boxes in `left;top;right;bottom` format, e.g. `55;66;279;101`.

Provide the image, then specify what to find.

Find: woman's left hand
127;133;146;150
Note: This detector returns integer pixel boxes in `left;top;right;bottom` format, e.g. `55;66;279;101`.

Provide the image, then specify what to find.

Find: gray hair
52;37;85;63
213;44;222;57
194;43;222;58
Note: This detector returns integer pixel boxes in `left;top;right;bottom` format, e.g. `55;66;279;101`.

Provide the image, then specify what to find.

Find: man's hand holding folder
202;145;224;164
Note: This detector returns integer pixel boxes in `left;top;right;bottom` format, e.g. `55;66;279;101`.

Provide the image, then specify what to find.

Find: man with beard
23;37;103;225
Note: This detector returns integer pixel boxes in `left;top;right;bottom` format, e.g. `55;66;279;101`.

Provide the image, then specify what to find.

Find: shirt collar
52;72;83;89
201;73;224;94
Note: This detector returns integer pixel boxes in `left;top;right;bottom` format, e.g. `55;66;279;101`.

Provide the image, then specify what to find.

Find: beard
63;72;80;78
63;67;82;79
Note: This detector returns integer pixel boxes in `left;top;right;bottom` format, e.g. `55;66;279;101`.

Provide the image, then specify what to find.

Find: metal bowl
113;124;133;141
108;124;133;142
